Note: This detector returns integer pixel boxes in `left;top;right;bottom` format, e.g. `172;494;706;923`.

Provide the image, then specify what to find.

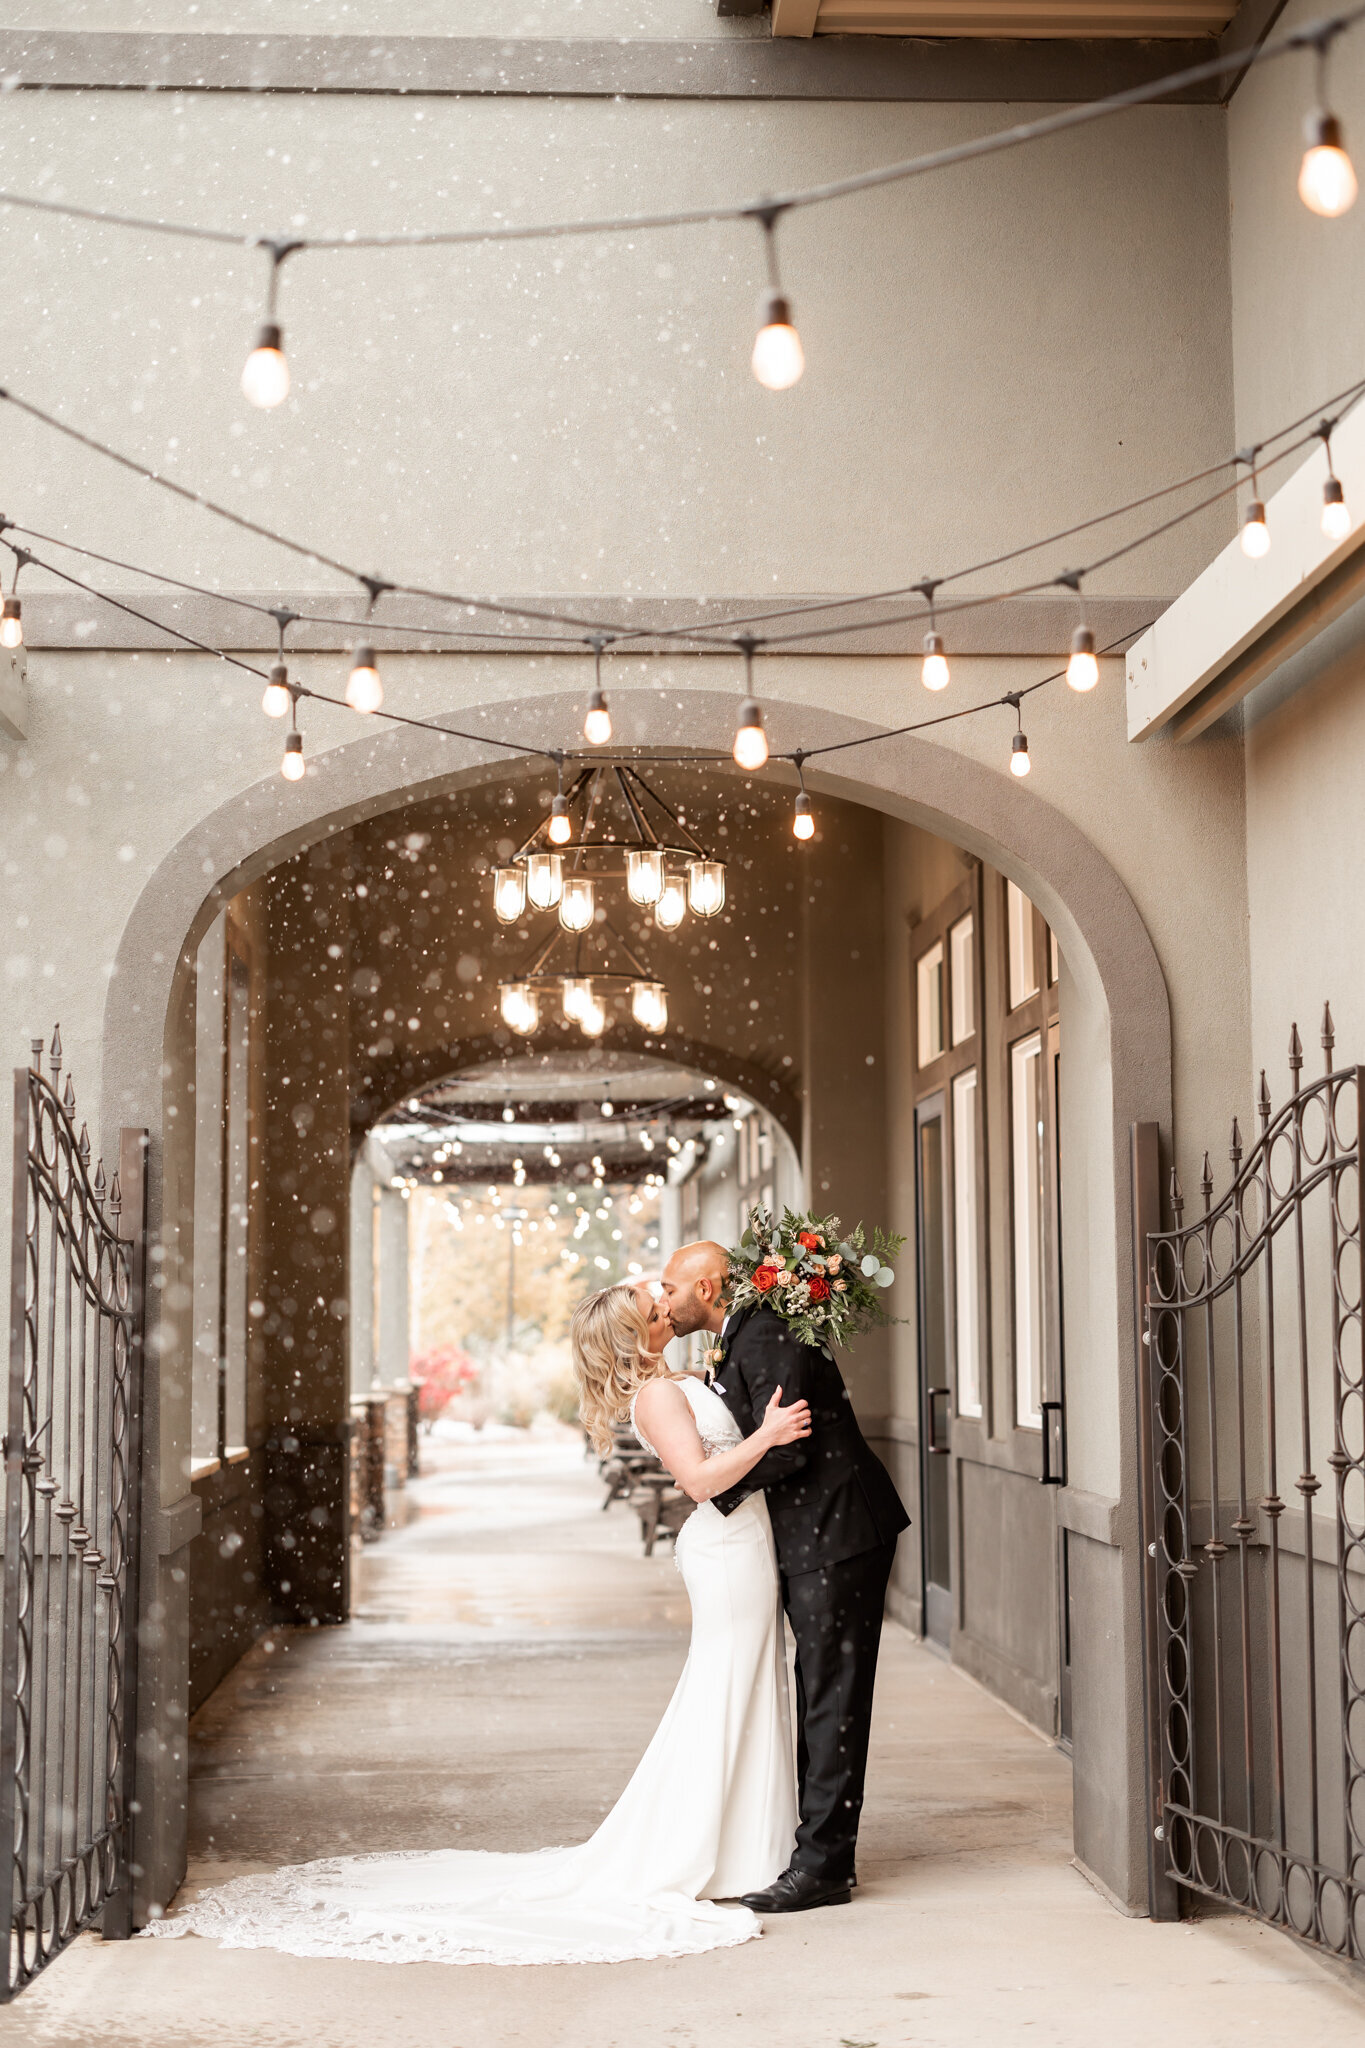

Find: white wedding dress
144;1376;797;1966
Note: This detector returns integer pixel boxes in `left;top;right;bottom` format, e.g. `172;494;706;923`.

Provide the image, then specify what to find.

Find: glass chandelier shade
525;851;564;910
627;848;665;906
578;993;608;1038
654;875;687;931
493;865;527;923
687;859;726;918
500;982;539;1035
559;875;596;933
561;977;592;1023
631;981;668;1033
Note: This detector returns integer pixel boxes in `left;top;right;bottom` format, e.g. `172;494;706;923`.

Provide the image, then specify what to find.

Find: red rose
808;1276;831;1302
753;1264;778;1292
798;1231;822;1250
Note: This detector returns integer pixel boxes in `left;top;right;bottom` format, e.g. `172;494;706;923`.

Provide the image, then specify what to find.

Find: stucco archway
106;683;1172;1923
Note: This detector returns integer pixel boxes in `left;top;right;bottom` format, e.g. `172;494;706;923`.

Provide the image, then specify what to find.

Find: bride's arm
633;1378;811;1505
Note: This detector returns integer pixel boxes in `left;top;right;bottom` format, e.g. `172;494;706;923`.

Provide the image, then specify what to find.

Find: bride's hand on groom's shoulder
758;1387;811;1448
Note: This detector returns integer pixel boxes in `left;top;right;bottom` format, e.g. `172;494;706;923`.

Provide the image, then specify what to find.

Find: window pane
952;1068;981;1418
916;940;944;1066
1049;927;1060;986
191;918;226;1470
1011;1032;1045;1429
1007;880;1040;1009
949;914;975;1045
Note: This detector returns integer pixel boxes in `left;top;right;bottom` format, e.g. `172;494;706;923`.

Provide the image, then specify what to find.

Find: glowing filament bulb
733;699;769;772
1241;500;1270;558
559;875;595;933
1322;476;1352;542
561;978;592;1024
584;689;612;745
262;663;292;718
793;792;815;840
655;875;687;931
0;599;22;650
1066;625;1099;692
493;866;527;924
1299;113;1358;218
281;730;305;781
346;645;383;714
579;994;608;1039
687;860;726;917
548;796;573;846
242;323;290;408
1010;732;1031;778
752;293;804;391
631;982;668;1033
921;632;950;692
627;848;665;906
525;851;563;910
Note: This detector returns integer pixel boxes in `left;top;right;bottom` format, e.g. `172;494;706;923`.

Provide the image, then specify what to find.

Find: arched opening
105;685;1170;1924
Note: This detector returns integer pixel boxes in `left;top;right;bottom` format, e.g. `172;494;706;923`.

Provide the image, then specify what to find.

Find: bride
145;1281;810;1966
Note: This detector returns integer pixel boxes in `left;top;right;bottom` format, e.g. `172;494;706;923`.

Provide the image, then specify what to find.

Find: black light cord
0;7;1358;255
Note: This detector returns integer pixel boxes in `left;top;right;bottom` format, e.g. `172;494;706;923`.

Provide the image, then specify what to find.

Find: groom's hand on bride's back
758;1386;812;1448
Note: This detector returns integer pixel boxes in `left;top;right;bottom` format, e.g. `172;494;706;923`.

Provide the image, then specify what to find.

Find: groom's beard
666;1301;710;1338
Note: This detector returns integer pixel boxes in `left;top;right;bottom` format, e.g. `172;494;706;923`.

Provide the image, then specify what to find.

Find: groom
661;1239;909;1912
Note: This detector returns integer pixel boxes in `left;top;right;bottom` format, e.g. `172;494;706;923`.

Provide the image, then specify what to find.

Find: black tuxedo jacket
710;1304;910;1578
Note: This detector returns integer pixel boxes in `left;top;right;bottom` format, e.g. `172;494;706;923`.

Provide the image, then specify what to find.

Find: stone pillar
349;1151;377;1401
375;1186;410;1387
259;839;352;1625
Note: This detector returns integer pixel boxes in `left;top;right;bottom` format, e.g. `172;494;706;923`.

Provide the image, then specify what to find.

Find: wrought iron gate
0;1032;147;1998
1141;1009;1364;1961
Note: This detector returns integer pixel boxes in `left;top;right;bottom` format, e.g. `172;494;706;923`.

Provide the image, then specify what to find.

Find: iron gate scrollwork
1142;1008;1364;1961
0;1031;148;1999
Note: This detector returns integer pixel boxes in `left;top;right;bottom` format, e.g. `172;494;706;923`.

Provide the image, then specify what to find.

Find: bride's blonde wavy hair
571;1284;667;1457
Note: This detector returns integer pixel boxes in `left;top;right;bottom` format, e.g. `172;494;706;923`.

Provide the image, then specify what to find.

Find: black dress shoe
740;1867;852;1913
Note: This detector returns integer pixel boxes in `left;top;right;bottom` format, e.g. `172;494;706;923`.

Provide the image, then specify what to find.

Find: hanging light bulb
687;859;726;917
733;700;768;772
493;866;527;924
1322;474;1352;542
262;662;292;718
242;322;290;409
0;598;22;651
1066;625;1099;693
1241;499;1270;558
281;730;305;782
346;645;383;714
1299;111;1358;217
921;631;950;692
500;982;538;1036
752;296;804;391
750;208;805;390
525;851;564;910
548;795;573;846
793;791;815;841
632;981;668;1033
559;875;595;933
627;848;665;906
655;874;687;931
561;977;592;1024
584;690;612;745
1010;732;1031;778
579;993;608;1039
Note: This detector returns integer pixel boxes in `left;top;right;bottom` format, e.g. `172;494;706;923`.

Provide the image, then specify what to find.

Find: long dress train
143;1376;797;1966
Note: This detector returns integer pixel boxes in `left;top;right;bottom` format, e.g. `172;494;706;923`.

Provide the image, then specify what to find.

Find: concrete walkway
2;1425;1362;2048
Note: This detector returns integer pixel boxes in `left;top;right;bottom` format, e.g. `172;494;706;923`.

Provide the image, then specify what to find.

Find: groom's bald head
660;1240;731;1337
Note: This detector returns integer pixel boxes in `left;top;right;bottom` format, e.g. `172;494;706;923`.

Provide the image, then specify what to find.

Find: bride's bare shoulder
633;1374;691;1423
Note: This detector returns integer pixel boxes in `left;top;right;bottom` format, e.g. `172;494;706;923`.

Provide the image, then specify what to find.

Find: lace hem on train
141;1849;762;1967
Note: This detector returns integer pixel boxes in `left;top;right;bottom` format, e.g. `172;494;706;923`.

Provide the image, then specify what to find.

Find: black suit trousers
783;1539;896;1882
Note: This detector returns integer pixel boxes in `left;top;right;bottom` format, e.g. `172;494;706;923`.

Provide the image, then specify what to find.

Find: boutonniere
703;1343;724;1382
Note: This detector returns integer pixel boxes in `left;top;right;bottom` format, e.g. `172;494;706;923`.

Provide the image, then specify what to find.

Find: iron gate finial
1321;1002;1335;1071
1288;1020;1303;1091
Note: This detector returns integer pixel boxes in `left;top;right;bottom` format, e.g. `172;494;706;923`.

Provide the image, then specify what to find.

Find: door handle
1041;1399;1066;1485
927;1387;951;1456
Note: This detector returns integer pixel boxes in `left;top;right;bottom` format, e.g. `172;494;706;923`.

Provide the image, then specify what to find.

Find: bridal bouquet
727;1205;905;1350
